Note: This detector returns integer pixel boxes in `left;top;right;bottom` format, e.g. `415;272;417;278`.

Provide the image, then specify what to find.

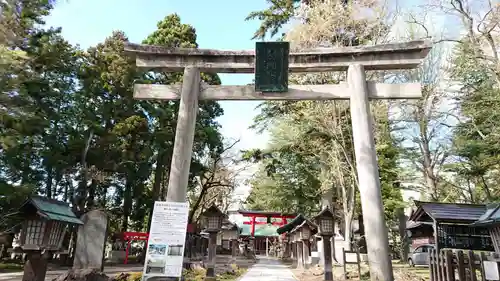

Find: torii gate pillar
125;40;432;281
348;64;392;279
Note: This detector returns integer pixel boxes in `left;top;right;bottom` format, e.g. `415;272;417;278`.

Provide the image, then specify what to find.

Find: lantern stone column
314;207;335;281
22;251;49;281
201;206;224;281
302;239;310;269
283;235;290;259
206;232;217;281
231;238;238;258
297;240;304;269
292;229;304;270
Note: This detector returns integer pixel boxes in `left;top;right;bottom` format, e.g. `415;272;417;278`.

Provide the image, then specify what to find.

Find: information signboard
142;201;189;280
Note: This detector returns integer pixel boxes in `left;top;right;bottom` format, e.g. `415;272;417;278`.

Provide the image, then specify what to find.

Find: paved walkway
240;257;297;281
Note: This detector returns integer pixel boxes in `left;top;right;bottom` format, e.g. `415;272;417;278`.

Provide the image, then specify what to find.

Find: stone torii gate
124;40;431;281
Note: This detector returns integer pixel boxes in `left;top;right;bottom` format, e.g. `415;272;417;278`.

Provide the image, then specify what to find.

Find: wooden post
439;250;445;281
302;240;310;269
430;249;436;281
266;237;269;257
467;250;477;281
348;64;393;281
297;241;304;269
433;219;440;253
444;250;455;281
342;248;347;280
250;216;256;237
231;239;238;258
457;250;466;281
356;247;362;279
166;66;200;202
323;235;334;281
205;232;217;281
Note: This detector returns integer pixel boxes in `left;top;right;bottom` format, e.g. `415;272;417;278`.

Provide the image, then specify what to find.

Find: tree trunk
397;208;409;262
86;179;97;210
343;211;353;251
189;184;209;223
419;119;438;201
146;150;166;231
122;181;132;232
45;168;53;199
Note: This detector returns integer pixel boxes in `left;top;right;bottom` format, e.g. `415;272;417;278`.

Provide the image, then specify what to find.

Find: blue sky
45;0;271;151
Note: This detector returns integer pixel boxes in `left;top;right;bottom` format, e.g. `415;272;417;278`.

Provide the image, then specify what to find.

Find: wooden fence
429;249;490;281
342;247;362;279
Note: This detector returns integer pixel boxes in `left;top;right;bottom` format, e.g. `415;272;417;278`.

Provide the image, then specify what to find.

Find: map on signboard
255;41;289;93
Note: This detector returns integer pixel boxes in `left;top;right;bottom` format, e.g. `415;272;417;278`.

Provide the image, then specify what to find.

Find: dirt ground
188;255;256;276
290;261;428;281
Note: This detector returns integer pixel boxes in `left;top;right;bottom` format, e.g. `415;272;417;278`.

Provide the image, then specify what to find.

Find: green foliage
447;39;500;202
244;99;404;231
0;5;226;236
245;0;301;39
0;262;24;272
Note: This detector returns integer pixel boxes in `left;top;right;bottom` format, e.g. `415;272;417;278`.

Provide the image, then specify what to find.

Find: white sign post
142;201;189;280
484;261;500;280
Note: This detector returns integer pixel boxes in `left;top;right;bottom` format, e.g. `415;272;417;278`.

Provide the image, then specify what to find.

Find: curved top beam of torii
124;40;432;73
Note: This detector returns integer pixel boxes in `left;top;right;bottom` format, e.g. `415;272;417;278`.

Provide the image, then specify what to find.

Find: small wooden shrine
408;201;493;251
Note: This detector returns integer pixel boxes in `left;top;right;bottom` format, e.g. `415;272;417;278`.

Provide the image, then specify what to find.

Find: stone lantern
314;207;335;236
297;221;316;269
224;224;240;259
282;234;290;258
289;230;298;267
313;207;335;281
202;205;224;233
291;227;305;269
201;205;225;281
17;196;83;281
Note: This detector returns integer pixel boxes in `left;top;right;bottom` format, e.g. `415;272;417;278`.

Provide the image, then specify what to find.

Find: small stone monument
73;210;108;271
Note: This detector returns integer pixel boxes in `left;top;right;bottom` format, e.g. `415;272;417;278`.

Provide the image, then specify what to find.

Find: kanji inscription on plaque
255;41;289;92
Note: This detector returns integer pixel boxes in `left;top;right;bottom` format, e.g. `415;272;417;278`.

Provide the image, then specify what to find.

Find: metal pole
348;64;394;281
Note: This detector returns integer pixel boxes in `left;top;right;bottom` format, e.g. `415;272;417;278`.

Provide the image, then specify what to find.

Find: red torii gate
123;231;148;264
239;210;296;236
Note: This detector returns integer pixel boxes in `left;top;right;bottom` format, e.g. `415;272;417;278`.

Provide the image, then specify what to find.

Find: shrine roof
409;201;486;223
20;196;83;225
238;209;296;217
471;203;500;227
277;214;306;234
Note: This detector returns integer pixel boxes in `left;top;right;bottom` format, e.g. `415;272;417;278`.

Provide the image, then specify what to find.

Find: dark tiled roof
277;214;306;234
471;203;500;226
413;201;486;222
